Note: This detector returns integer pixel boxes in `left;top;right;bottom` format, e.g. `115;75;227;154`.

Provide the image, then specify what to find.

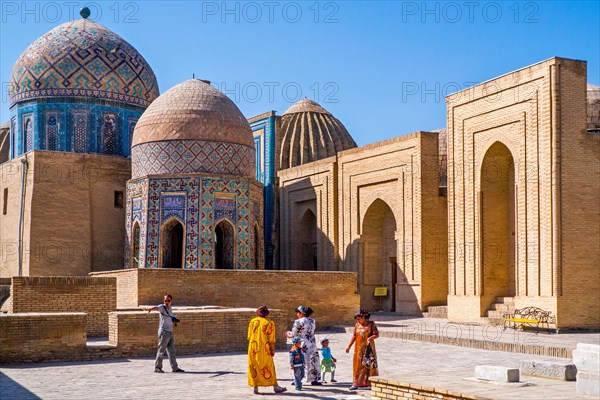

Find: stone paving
2;327;596;400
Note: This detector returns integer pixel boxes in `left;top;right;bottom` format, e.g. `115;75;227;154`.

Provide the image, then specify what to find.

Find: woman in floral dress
291;306;322;385
345;309;379;390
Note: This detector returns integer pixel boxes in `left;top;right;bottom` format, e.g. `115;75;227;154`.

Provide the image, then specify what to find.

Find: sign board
374;287;387;296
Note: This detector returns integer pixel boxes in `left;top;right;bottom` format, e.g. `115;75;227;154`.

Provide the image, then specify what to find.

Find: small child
318;338;337;383
289;337;305;390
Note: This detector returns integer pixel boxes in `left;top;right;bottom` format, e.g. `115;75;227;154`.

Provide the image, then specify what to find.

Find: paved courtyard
1;329;595;400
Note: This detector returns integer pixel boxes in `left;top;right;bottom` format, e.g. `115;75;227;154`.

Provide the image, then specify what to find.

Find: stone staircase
483;297;515;326
423;305;447;319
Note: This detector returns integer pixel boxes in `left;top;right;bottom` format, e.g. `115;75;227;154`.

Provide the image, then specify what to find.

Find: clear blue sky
1;1;598;145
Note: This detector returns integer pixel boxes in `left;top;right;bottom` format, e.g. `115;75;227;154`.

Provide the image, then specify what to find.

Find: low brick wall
0;313;87;363
109;308;289;357
94;269;359;328
10;276;116;336
371;377;480;400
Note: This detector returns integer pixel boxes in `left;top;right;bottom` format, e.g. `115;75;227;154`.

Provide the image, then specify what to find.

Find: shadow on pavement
0;371;41;400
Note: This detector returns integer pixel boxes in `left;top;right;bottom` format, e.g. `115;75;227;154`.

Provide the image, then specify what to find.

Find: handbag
361;343;377;369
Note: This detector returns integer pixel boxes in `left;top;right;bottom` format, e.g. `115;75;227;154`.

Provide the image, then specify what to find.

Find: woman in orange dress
247;306;287;394
345;309;379;390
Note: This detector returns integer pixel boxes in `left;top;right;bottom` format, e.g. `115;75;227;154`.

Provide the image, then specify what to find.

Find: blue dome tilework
9;19;159;107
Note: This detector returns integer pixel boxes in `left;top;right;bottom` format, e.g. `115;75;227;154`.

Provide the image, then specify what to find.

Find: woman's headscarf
296;305;314;317
354;309;370;320
256;305;269;317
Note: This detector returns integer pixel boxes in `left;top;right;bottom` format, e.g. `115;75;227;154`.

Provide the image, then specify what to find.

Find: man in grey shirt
144;294;185;373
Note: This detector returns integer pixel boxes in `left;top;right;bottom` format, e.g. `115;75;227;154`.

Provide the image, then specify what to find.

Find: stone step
491;303;514;312
427;305;448;313
496;297;515;305
482;317;505;326
486;310;507;319
423;312;447;319
520;360;577;381
475;365;520;382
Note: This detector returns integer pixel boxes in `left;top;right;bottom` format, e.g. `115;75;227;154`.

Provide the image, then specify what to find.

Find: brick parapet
109;308;289;357
10;276;116;336
94;269;359;328
0;312;87;364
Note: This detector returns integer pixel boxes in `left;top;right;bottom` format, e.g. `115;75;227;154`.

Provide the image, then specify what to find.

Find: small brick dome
279;99;357;169
131;79;255;179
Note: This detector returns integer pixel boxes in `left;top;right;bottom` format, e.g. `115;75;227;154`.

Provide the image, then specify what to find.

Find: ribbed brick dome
131;79;255;179
588;83;600;131
279;99;357;169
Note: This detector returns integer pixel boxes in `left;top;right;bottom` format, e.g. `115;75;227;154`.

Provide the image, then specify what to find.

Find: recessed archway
361;199;397;312
131;221;140;268
298;209;318;271
161;218;184;269
215;219;235;269
480;141;516;311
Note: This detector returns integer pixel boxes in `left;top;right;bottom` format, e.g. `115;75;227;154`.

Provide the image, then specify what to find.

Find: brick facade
9;276;116;336
0;312;87;363
278;132;448;315
446;57;599;328
109;308;289;355
0;151;130;278
93;268;359;327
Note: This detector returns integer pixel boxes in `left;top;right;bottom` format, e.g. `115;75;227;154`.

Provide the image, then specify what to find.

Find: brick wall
446;57;599;328
371;377;479;400
0;151;130;278
109;308;289;356
94;268;359;328
0;312;87;363
556;62;600;328
10;276;116;336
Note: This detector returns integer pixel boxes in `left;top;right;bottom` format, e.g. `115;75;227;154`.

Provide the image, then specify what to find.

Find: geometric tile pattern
125;174;263;270
10;100;144;159
214;196;237;224
44;112;58;150
201;178;255;269
161;193;186;224
131;140;255;179
250;114;275;268
9;19;159;108
125;179;147;268
146;177;199;269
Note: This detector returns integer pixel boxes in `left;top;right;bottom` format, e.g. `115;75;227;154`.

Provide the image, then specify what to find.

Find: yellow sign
374;287;387;296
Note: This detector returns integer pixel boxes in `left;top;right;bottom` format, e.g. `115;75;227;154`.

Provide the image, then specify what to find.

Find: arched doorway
132;222;140;268
253;224;260;270
215;220;235;269
361;199;397;312
161;219;184;268
298;209;317;271
480;142;516;310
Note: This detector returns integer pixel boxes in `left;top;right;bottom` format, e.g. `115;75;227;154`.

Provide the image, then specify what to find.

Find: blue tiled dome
9;18;159;108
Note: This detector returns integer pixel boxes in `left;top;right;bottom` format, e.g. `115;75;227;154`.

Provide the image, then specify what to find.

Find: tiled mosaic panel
200;178;251;269
125;179;147;268
250;115;275;269
214;196;237;224
161;193;186;224
127;175;262;270
146;178;200;269
9;19;159;107
10;101;143;158
131;140;255;179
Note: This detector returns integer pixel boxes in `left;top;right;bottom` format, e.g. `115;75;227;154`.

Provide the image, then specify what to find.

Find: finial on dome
80;6;91;19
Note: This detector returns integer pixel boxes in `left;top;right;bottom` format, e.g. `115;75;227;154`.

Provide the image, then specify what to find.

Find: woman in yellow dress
247;306;287;394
